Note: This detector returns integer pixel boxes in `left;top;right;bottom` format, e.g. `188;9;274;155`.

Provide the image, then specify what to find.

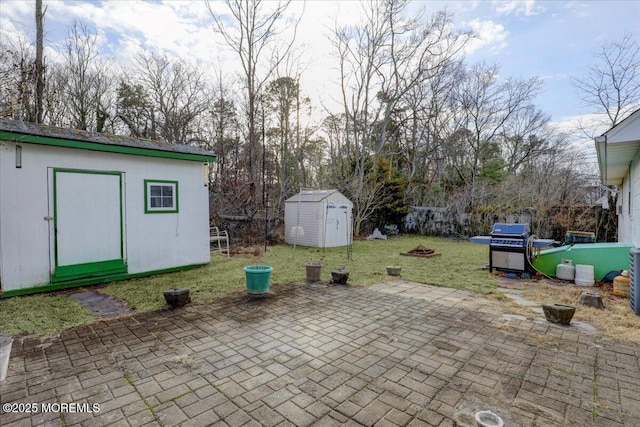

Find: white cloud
493;0;541;16
549;111;610;146
560;1;590;18
0;1;35;46
463;19;509;54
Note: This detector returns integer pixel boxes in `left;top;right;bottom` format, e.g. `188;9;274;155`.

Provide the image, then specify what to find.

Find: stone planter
386;266;401;276
542;303;576;325
163;288;191;308
305;262;322;283
578;292;604;309
331;269;349;285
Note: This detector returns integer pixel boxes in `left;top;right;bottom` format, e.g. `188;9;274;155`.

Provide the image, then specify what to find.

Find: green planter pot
244;265;273;295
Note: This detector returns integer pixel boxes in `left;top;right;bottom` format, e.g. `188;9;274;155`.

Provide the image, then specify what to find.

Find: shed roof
0;118;217;162
286;189;348;203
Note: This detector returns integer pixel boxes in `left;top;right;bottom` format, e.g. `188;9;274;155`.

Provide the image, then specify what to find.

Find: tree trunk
35;0;46;123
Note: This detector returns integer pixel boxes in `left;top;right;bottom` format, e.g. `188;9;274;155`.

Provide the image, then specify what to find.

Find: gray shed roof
286;189;349;203
0;118;217;162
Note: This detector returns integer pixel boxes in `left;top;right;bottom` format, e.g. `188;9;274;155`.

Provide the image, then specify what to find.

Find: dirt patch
228;246;268;258
68;290;132;318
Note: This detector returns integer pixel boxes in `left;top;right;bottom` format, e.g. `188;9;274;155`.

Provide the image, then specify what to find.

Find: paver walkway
1;281;640;426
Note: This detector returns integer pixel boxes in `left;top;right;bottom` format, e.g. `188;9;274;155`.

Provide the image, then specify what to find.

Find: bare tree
41;62;70;127
331;0;470;235
206;0;301;213
499;105;551;174
399;59;463;205
263;76;315;201
448;62;543;206
62;20;112;131
0;35;36;120
115;80;152;137
130;52;209;144
208;69;241;192
572;32;640;129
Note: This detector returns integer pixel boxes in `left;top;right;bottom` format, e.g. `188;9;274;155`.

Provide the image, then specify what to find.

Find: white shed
284;189;353;248
0;119;217;297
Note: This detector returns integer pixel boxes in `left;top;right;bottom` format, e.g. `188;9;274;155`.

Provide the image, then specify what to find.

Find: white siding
284;191;353;248
618;152;640;246
632;152;640;247
0;141;210;292
285;201;323;247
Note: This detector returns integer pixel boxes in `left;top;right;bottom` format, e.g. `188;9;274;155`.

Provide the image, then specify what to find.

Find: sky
1;0;639;162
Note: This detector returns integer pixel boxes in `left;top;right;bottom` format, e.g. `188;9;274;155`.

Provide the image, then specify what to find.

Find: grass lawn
0;236;496;337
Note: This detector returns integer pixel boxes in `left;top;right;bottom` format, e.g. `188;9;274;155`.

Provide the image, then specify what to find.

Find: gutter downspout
595;135;607;185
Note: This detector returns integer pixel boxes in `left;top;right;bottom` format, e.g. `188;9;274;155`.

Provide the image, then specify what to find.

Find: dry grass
493;280;640;344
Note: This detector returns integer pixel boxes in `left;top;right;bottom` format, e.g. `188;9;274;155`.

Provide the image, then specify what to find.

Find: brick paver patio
1;281;640;426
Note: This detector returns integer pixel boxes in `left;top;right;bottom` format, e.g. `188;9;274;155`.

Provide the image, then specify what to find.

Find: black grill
489;223;533;276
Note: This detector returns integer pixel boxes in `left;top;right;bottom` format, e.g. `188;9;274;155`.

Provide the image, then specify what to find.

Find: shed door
51;168;127;282
325;204;350;247
337;205;350;246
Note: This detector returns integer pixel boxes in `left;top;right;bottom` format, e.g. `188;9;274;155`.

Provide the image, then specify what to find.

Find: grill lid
491;223;530;237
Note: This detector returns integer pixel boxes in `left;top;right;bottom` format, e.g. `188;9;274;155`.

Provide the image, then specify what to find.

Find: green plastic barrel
244;265;272;295
533;242;632;280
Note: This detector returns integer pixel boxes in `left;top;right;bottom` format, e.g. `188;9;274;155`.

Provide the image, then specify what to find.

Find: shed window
145;180;178;213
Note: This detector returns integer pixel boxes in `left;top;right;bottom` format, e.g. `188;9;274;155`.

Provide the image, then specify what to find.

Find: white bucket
575;264;595;287
0;335;13;382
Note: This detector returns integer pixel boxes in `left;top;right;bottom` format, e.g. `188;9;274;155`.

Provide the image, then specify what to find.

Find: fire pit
401;245;441;258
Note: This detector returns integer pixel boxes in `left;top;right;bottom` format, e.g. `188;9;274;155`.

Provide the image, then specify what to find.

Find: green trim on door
51;168;127;282
51;259;127;282
1;262;207;298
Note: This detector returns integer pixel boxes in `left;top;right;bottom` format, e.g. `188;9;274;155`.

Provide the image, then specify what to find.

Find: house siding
632;152;640;247
617;152;640;247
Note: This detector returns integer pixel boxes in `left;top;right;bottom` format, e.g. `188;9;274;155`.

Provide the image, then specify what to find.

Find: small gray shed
284;190;353;248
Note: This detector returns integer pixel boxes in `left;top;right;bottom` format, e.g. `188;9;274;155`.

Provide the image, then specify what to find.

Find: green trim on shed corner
0;131;217;163
0;262;209;298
